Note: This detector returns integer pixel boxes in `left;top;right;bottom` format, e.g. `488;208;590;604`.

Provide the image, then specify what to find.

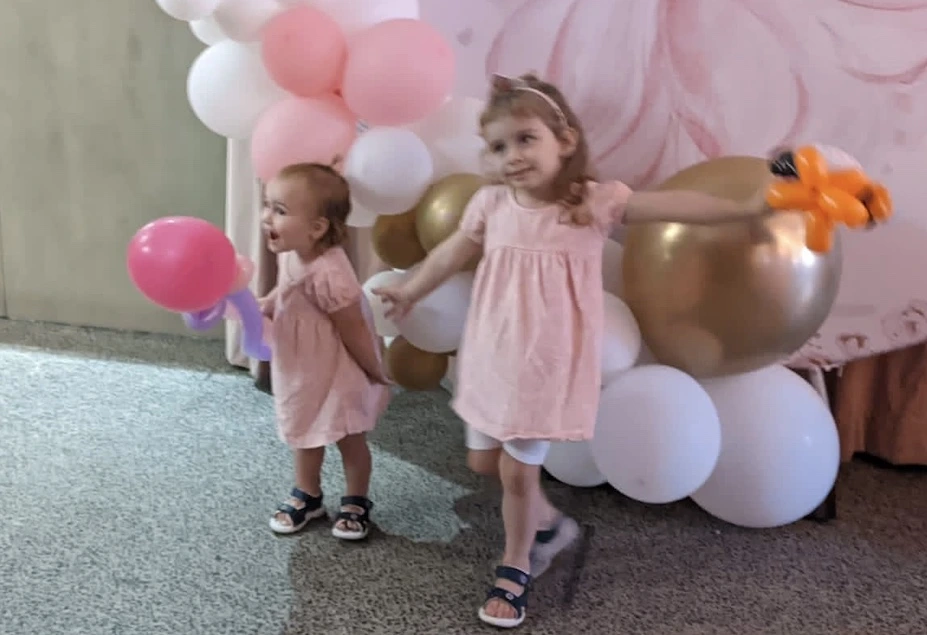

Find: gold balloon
371;209;428;270
414;173;486;270
415;173;487;251
386;336;449;391
622;156;842;378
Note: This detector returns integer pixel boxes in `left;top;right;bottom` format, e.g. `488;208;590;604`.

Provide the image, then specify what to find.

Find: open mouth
507;168;532;179
265;228;279;242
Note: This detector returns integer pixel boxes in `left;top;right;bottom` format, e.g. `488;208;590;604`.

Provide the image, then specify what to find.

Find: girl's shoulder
585;179;632;203
474;183;510;211
584;179;633;225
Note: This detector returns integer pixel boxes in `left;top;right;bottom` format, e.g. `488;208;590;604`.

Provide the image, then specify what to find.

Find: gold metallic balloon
385;336;449;391
415;173;487;250
371;210;428;270
622;156;843;378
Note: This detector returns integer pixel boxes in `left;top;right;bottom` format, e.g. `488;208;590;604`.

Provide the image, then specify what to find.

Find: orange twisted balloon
765;145;893;253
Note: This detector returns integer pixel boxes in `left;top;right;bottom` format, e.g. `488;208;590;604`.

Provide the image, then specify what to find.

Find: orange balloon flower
765;145;893;253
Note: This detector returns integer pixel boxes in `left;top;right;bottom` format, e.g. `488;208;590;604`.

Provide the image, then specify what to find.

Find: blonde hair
276;162;350;249
480;73;594;226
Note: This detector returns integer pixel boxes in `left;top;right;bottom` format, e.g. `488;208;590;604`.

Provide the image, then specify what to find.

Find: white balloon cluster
536;240;839;529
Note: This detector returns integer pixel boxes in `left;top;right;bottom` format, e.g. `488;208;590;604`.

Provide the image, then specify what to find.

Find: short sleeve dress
270;246;390;449
451;181;632;443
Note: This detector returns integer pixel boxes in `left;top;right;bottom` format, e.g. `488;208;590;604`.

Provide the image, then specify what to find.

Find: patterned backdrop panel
421;0;927;367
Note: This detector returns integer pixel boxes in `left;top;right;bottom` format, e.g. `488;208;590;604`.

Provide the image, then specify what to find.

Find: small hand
257;295;275;319
371;285;416;321
373;371;395;386
748;182;774;218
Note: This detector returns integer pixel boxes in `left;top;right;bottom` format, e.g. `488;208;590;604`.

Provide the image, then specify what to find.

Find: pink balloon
251;95;357;181
261;5;347;97
341;19;455;126
127;216;237;313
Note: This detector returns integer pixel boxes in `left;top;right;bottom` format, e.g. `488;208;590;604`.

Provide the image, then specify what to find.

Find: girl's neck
512;185;558;209
294;242;324;263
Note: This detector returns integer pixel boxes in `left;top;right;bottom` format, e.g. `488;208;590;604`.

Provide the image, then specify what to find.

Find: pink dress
270;246;390;449
452;182;631;443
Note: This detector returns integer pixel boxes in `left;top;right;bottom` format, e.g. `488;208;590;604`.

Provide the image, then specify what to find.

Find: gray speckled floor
1;318;926;635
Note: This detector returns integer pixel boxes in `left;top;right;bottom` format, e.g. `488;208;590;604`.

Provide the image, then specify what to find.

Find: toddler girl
259;162;391;541
375;74;769;628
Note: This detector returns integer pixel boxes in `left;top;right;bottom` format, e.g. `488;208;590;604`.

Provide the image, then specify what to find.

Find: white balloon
692;365;840;528
190;15;226;45
544;441;607;488
408;97;486;178
344;127;434;215
156;0;222;21
407;96;485;143
430;135;486;179
398;272;473;353
601;292;641;385
214;0;285;42
186;41;287;139
309;0;419;36
346;200;379;228
592;365;721;504
362;270;406;337
601;239;624;297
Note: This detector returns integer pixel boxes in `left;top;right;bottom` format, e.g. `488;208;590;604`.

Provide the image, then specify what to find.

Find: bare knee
499;452;539;497
336;433;369;456
467;449;501;477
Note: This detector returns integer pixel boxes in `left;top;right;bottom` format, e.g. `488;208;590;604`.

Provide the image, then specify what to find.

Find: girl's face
482;114;576;200
261;176;329;255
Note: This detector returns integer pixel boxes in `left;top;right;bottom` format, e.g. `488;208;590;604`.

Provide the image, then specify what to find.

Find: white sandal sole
331;524;370;540
269;506;327;535
478;606;526;629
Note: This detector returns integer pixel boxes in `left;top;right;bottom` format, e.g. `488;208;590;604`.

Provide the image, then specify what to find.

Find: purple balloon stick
227;288;272;361
182;300;227;331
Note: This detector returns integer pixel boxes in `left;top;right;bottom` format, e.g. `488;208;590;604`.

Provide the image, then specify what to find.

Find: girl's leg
334;433;372;534
295;447;326;496
467;448;560;531
481;449;543;621
271;447;326;533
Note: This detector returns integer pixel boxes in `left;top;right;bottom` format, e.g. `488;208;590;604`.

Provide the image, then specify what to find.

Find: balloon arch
137;0;897;530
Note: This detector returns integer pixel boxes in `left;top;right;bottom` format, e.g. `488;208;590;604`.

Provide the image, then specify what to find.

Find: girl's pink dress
270;246;390;449
452;182;631;443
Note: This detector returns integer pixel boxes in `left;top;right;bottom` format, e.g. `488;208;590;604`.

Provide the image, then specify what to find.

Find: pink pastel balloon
127;216;237;313
261;5;347;97
342;18;455;126
251;95;357;181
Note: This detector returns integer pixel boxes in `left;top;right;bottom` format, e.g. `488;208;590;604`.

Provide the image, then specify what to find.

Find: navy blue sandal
269;488;326;535
478;565;531;629
331;495;373;541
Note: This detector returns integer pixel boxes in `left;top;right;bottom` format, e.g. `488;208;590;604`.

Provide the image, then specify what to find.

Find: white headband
491;73;567;124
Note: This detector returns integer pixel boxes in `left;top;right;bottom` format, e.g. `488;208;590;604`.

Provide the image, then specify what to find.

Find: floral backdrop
421;0;927;367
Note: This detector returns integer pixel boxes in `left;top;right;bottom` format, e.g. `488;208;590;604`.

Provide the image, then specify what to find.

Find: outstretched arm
400;231;481;303
624;187;770;225
330;302;390;383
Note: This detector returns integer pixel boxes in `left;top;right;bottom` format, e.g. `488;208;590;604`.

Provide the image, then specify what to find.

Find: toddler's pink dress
270;246;390;449
452;182;631;443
